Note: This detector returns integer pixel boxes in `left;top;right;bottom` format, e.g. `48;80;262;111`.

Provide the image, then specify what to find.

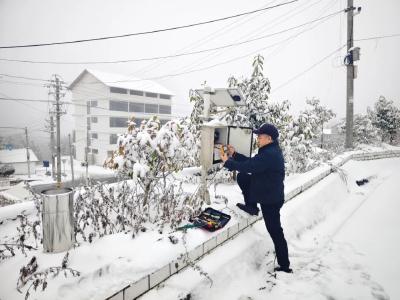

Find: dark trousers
237;173;290;268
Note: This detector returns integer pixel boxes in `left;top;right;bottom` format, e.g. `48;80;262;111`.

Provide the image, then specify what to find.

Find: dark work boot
274;266;293;273
236;203;259;216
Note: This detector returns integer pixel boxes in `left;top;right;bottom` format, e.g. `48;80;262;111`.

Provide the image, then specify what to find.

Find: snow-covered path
139;158;400;300
333;164;400;298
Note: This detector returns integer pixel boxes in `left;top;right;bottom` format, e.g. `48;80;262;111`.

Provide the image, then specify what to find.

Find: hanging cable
0;0;299;49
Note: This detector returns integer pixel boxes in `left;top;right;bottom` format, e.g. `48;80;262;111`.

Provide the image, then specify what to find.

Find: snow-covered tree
339;114;379;145
223;55;292;151
303;98;336;148
283;110;318;173
368;96;400;144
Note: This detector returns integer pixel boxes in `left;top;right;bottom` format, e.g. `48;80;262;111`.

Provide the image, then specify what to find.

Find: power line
171;0;336;79
1;31;398;96
0;79;46;87
130;0;280;77
0;73;49;82
76;9;342;86
0;9;342;66
354;33;400;42
273;44;346;92
0;97;55;103
160;0;326;78
0;0;299;49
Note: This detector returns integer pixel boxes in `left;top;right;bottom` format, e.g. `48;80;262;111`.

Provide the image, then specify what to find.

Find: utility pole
24;127;31;178
50;115;56;180
47;74;65;187
68;133;75;187
55;76;62;186
345;0;359;149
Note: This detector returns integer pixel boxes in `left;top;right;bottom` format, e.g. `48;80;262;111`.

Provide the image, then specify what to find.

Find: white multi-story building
69;69;174;166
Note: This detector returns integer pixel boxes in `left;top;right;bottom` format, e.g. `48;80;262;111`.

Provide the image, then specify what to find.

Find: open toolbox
190;207;231;232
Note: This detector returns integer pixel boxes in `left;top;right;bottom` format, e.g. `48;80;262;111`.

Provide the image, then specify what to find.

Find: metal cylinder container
41;188;75;253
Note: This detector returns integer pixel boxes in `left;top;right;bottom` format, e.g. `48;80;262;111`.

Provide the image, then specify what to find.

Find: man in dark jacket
221;123;291;273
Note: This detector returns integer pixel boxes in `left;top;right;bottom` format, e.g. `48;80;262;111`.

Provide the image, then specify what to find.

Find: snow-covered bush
105;116;197;204
368;96;400;144
283;110;319;173
339;114;380;146
100;115;204;235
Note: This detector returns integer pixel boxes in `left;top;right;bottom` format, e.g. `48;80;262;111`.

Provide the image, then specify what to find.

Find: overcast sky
0;0;399;144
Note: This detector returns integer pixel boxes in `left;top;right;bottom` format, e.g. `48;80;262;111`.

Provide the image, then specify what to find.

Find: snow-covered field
0;157;399;300
140;158;400;300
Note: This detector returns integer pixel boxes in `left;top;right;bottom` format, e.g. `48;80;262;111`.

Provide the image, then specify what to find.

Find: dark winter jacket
224;140;285;205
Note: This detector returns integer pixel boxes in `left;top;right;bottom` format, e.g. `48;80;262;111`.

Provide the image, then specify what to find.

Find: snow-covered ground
139;158;400;300
0;157;399;300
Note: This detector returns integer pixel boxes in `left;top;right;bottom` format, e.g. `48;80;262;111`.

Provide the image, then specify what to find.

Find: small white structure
69;69;174;166
0;148;39;175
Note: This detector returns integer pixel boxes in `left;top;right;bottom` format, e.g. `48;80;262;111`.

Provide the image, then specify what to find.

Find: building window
90;100;98;107
145;92;158;98
87;137;91;147
72;130;76;143
130;89;144;96
87;117;91;130
159;94;171;100
92;148;99;154
110;117;128;128
110;134;118;144
129;102;144;113
110;87;127;94
91;132;98;139
145;104;158;114
91;116;98;123
110;100;128;112
159;105;171;114
87;102;91;114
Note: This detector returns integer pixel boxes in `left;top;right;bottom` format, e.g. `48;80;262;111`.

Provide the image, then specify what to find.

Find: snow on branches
368;96;400;144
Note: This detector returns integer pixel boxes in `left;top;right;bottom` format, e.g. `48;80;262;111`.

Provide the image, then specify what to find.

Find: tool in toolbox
176;207;231;232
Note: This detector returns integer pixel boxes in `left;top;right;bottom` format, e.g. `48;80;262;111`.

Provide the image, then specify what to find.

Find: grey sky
0;0;399;148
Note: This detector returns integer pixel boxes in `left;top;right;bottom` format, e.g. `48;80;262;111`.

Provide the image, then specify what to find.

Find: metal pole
200;86;212;205
55;76;62;187
25;127;31;178
345;0;354;149
68;134;75;187
50;115;56;180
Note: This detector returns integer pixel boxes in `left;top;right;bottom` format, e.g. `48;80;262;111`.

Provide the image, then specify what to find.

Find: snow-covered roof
69;69;174;96
0;148;39;164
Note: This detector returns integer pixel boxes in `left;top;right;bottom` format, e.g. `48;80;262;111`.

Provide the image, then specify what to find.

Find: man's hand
227;144;235;157
220;152;229;163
